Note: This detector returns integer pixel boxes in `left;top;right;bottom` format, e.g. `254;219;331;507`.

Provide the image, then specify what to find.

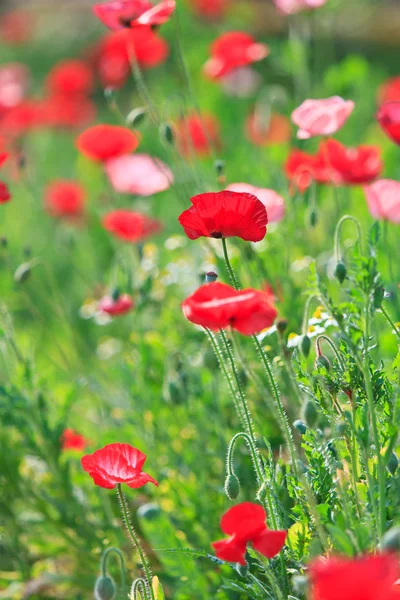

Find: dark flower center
211;231;223;239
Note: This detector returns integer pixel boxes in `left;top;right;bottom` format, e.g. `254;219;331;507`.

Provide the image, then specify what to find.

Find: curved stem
315;335;346;371
116;485;155;600
100;547;126;593
334;215;363;262
130;577;151;600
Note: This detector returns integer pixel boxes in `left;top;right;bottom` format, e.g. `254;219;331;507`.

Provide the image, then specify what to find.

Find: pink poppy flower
364;179;400;224
93;0;175;30
291;96;355;139
0;63;30;114
226;183;285;223
273;0;327;15
97;293;134;316
105;153;173;196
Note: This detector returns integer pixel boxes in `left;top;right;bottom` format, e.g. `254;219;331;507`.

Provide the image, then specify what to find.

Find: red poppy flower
189;0;231;19
81;442;158;489
182;282;277;335
176;113;221;157
93;0;175;30
285;147;332;193
61;428;87;451
46;60;94;98
179;190;268;242
43;95;96;129
377;101;400;145
0;99;45;138
204;32;269;80
309;553;400;600
246;112;291;146
94;27;169;88
378;77;400;106
212;503;287;565
0;182;11;204
321;139;382;185
102;210;162;242
76;124;139;162
44;180;85;218
97;293;134;316
0;153;8;168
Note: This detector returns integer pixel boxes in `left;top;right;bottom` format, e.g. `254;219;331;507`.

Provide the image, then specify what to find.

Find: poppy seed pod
382;526;400;552
334;262;347;284
161;123;174;145
224;473;240;500
303;399;318;427
94;576;116;600
205;271;218;283
301;335;311;357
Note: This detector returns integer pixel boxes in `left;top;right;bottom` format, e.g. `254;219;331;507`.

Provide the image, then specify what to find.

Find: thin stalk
116;485;155;600
380;304;400;343
221;238;240;290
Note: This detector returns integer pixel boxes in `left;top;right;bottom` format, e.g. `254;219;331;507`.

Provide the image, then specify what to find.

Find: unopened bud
301;335;311;358
293;420;307;435
203;349;219;370
111;287;120;301
309;209;318;228
0;237;7;248
303;399;318;427
276;318;288;334
160;123;174;145
382;527;400;552
205;271;218;283
224;473;240;500
137;503;161;521
373;286;385;309
387;452;398;476
14;262;33;284
126;107;147;128
334;262;347;284
94;576;116;600
315;354;330;371
214;160;225;176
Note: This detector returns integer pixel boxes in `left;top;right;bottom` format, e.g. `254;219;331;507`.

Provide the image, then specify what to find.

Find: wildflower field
1;0;400;598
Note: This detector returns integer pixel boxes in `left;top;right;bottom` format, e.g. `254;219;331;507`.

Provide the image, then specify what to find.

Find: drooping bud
137;503;161;521
303;399;318;427
301;335;311;358
94;576;116;600
276;318;288;335
315;354;331;371
0;237;7;248
126;107;147;128
293;420;307;435
203;349;219;370
14;262;33;284
334;262;347;284
387;452;398;476
214;160;225;176
382;526;400;552
224;473;240;500
373;286;385;309
309;209;318;228
160;123;174;145
111;287;120;302
205;271;218;283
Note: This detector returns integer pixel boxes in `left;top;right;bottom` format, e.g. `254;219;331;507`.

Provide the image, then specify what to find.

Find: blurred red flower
44;180;86;219
204;32;269;80
189;0;231;19
212;503;287;565
364;179;400;224
0;152;8;168
81;442;158;489
320;139;382;185
76;124;139;161
378;77;400;106
97;293;134;316
291;96;354;139
309;553;400;600
61;428;87;452
93;0;175;30
0;181;11;204
0;10;34;45
246;112;291;146
43;96;96;129
182;282;278;335
285;148;331;193
102;210;162;242
93;27;169;88
377;101;400;145
0;100;45;139
46;60;94;98
179;190;268;242
176;113;221;157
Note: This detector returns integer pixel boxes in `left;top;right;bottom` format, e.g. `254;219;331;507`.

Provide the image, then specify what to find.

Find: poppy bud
276;318;288;334
387;451;398;476
303;399;318;427
18;154;26;170
203;349;219;370
205;271;218;283
292;575;308;595
111;287;120;302
0;237;7;248
224;473;240;500
309;209;318;228
334;262;347;284
382;526;400;552
315;355;330;371
214;160;225;176
293;420;307;435
301;335;311;357
373;286;385;309
160;123;174;145
126;107;147;128
94;576;116;600
137;503;161;521
14;262;32;284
